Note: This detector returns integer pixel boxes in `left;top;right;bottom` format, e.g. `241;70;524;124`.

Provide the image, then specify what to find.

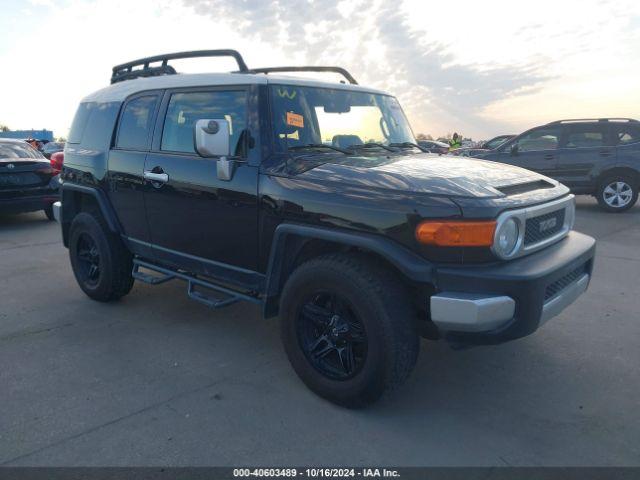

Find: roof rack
111;49;249;84
548;118;639;124
248;66;358;85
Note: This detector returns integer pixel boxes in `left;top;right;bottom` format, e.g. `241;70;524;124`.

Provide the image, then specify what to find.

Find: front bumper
430;231;596;344
52;201;62;222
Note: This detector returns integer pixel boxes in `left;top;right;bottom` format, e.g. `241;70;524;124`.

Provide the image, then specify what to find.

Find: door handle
544;154;554;160
599;151;612;157
144;171;169;183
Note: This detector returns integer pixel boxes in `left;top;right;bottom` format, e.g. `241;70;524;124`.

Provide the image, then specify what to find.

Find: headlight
494;218;519;258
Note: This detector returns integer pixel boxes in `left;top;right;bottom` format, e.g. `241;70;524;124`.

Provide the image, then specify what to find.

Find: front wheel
280;254;420;408
596;175;638;212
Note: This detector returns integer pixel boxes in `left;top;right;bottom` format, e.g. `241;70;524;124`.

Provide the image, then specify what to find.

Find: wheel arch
61;183;121;247
596;166;640;186
263;224;434;318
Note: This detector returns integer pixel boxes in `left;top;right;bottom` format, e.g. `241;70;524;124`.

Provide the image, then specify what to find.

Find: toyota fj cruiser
54;50;596;407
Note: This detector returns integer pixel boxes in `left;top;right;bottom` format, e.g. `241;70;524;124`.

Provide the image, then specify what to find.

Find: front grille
524;209;566;246
544;263;588;301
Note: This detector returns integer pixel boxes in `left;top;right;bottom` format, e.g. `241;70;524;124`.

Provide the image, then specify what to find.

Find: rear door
554;122;610;189
488;126;560;176
107;92;160;247
143;86;259;273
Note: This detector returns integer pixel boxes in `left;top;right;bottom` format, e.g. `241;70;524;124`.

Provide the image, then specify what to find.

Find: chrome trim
492;194;575;260
540;273;589;324
52;201;62;222
430;293;516;332
143;171;169;183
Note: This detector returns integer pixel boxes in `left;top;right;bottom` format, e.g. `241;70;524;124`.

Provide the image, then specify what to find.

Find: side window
614;124;640;145
116;95;158;150
515;127;560;152
68;101;121;148
562;124;606;148
161;90;247;155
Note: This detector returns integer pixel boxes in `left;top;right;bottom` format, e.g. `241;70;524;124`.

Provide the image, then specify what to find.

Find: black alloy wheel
297;291;367;380
75;232;101;287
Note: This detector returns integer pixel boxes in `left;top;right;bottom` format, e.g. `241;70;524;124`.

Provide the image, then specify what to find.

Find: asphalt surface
1;196;639;467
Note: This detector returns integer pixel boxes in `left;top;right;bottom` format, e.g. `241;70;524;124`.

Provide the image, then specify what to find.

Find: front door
491;125;561;177
143;87;259;274
107;92;160;254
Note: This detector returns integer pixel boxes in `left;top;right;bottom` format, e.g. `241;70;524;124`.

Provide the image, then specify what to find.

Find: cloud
182;0;552;137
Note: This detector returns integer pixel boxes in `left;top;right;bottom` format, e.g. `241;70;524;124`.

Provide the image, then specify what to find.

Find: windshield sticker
286;112;304;128
277;88;297;99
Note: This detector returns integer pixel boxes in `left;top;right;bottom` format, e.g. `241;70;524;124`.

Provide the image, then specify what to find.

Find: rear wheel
280;253;420;408
596;175;638;212
68;212;134;302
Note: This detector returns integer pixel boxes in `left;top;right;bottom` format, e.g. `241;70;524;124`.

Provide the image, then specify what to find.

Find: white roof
82;72;388;103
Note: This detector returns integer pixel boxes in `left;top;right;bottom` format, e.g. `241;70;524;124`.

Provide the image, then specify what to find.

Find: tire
596;174;638;213
280;253;420;408
68;211;134;302
43;204;55;221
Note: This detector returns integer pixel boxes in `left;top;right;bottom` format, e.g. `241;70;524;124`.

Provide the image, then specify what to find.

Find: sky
1;0;639;140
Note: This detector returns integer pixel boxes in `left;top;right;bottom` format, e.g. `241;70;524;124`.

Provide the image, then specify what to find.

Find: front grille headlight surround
491;195;575;260
494;217;521;258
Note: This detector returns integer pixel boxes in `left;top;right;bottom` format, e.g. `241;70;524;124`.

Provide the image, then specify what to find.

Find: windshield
269;85;415;152
44;142;64;152
0;142;44;159
485;136;511;149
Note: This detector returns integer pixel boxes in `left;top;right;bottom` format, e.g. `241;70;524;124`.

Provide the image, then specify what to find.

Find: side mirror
194;119;235;181
510;143;519;156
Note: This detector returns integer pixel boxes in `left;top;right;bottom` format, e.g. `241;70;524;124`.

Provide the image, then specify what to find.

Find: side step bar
132;258;262;309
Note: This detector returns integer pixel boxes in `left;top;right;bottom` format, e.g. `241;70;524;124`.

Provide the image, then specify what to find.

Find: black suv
475;119;640;212
54;50;596;407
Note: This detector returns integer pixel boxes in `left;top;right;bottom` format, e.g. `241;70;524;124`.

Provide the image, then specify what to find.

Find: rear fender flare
61;183;121;245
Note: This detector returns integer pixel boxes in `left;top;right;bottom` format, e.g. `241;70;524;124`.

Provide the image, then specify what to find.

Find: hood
294;153;557;199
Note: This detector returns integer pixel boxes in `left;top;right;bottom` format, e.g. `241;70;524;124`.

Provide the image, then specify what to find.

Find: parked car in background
0;139;60;220
474;118;640;212
452;134;516;157
417;139;449;154
42;141;65;159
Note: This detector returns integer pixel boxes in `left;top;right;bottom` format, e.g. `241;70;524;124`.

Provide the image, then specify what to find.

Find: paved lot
1;197;639;467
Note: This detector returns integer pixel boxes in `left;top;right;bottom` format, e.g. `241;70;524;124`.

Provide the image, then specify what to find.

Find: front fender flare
263;223;434;317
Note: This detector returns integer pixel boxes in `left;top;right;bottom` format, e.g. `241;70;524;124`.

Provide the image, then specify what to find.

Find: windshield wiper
388;142;428;152
347;142;396;153
288;144;351;155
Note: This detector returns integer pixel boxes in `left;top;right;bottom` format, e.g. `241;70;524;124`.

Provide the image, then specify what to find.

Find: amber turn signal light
415;220;497;247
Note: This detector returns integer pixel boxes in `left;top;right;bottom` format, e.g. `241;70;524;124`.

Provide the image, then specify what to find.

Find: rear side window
116;95;158;150
67;102;121;148
161;90;247;155
67;103;93;144
562;124;606;148
614;124;640;145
